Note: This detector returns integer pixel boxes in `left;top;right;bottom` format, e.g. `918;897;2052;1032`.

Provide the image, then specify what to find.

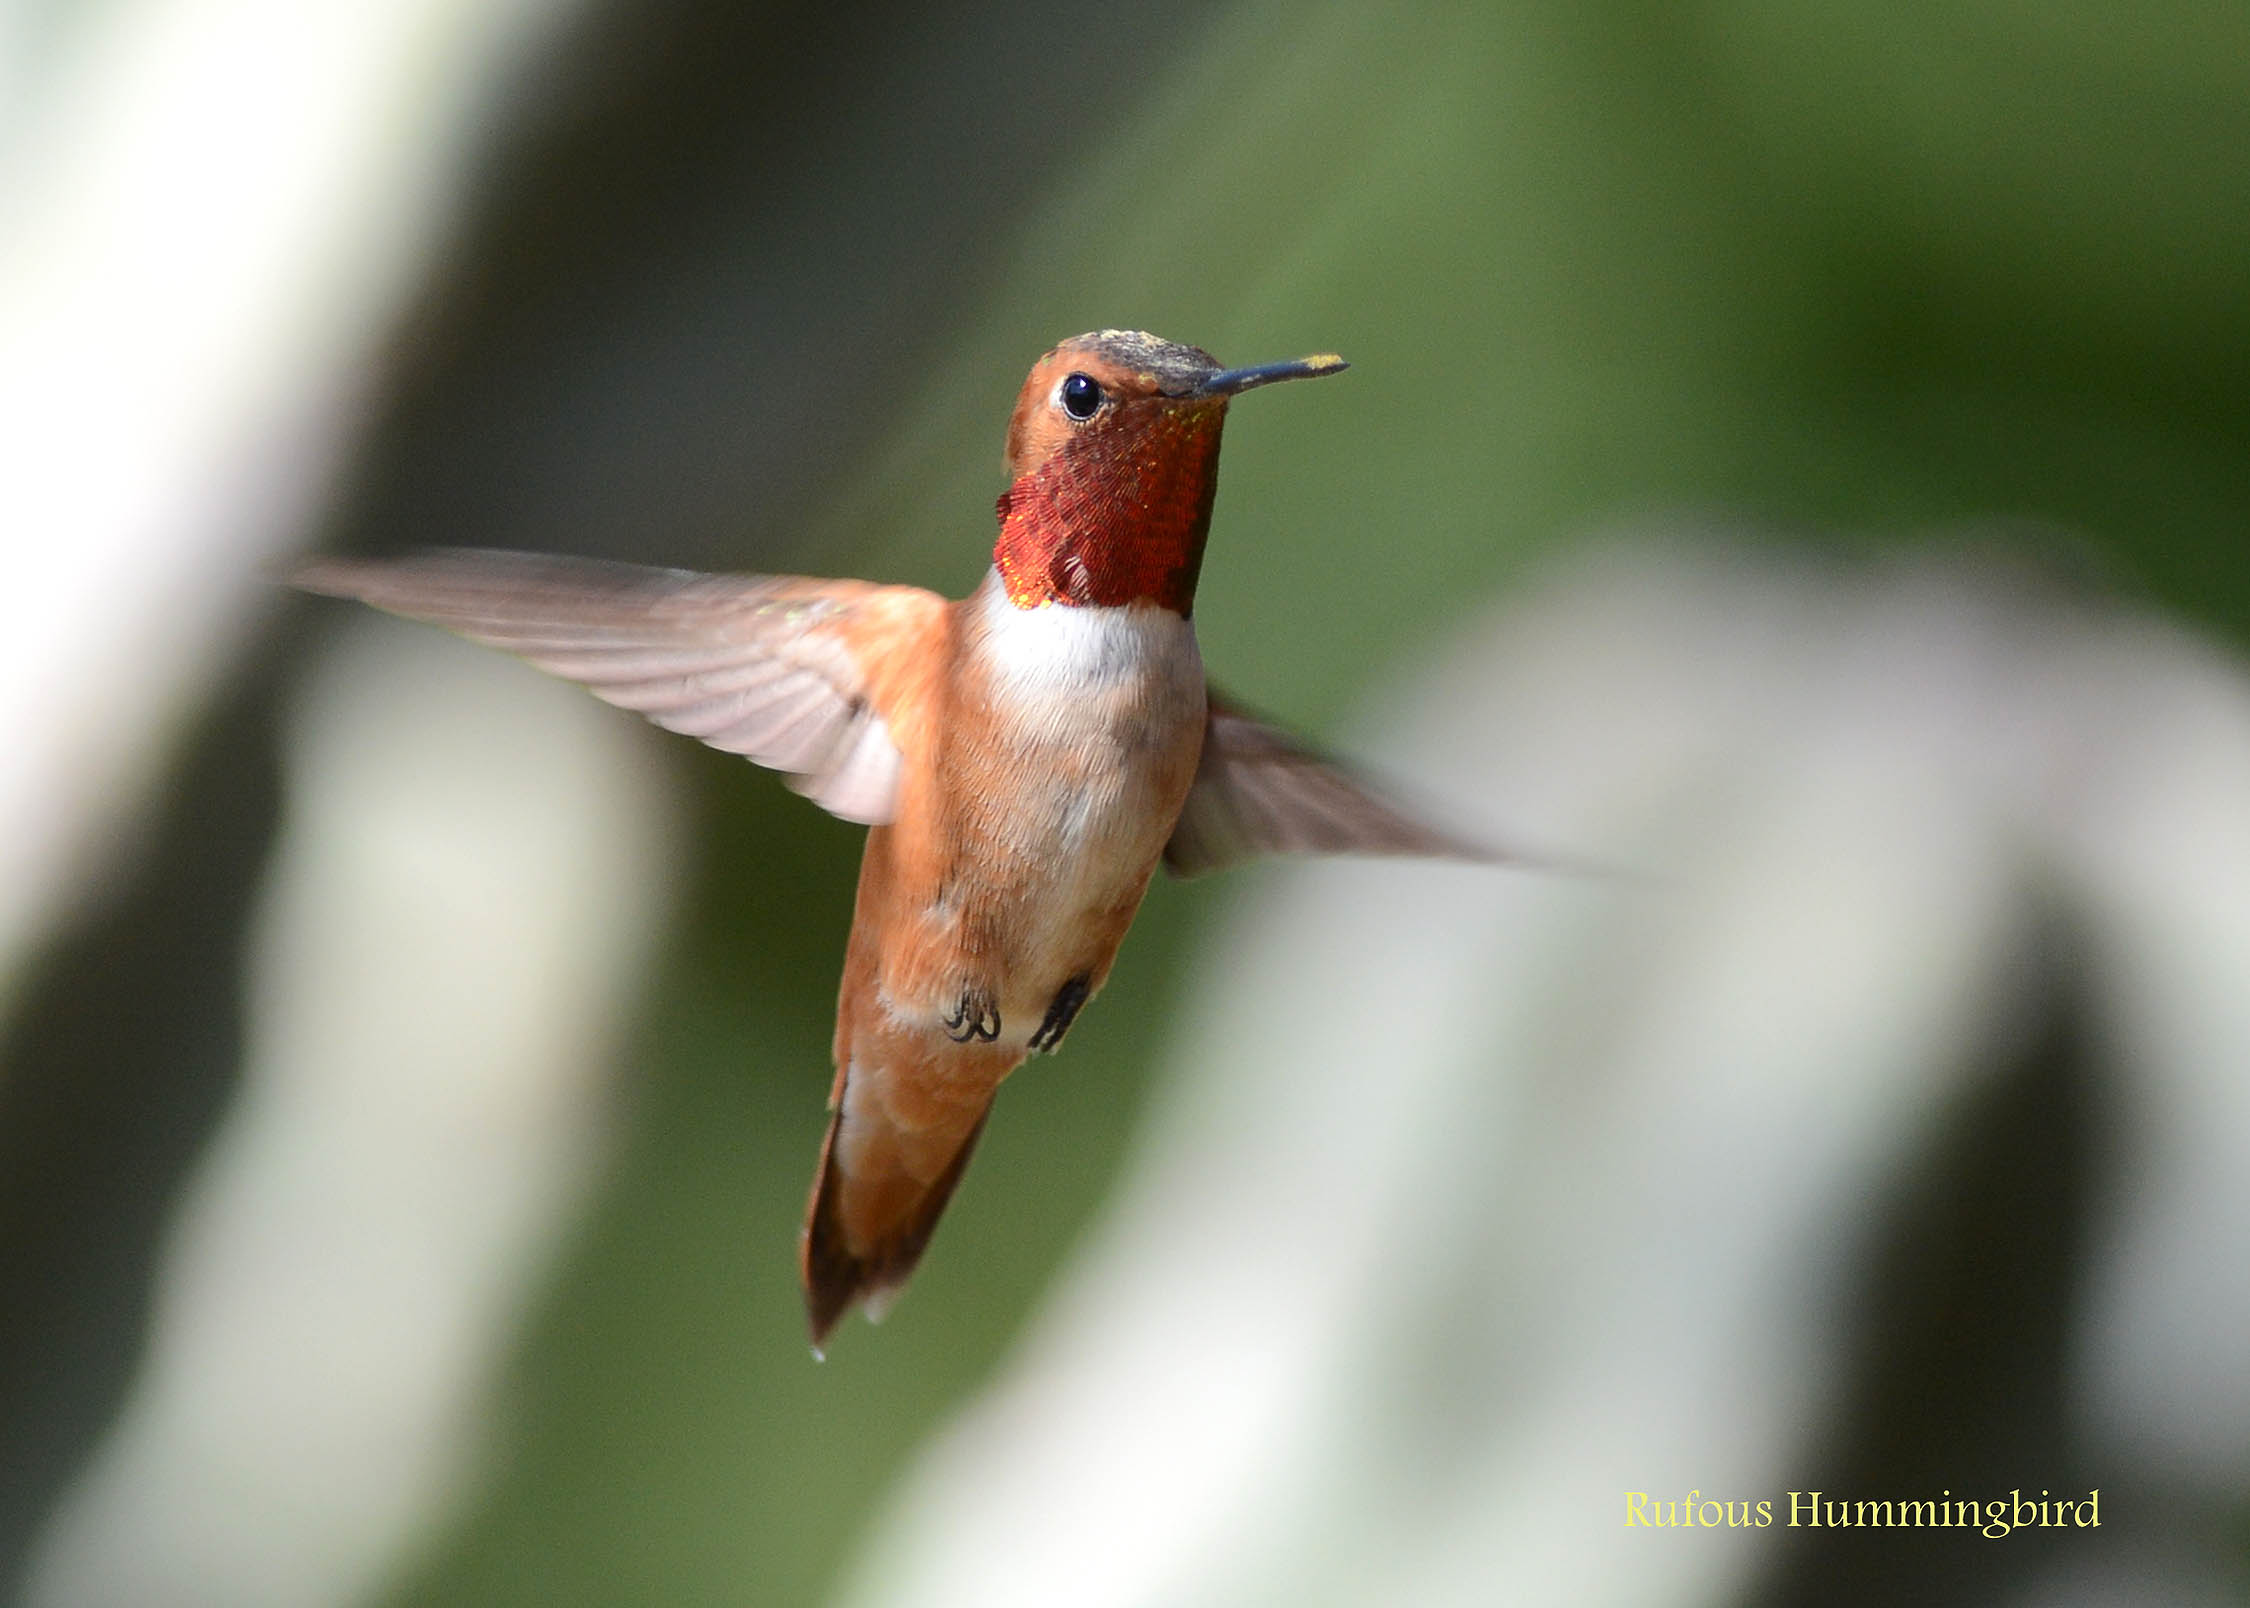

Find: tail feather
799;1075;996;1348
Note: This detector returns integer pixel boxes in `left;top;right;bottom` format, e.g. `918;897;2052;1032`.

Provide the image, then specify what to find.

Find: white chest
963;575;1207;854
972;577;1205;705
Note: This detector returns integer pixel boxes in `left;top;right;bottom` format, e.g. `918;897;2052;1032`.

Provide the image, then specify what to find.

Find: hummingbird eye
1058;373;1105;421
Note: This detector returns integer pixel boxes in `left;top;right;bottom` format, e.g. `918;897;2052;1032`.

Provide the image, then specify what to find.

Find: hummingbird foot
1027;974;1092;1054
941;988;1001;1044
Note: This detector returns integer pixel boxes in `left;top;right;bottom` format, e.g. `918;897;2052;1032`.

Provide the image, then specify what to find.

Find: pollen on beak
1193;354;1349;397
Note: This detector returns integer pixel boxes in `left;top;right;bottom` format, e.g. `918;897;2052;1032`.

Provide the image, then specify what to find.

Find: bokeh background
5;3;2249;1604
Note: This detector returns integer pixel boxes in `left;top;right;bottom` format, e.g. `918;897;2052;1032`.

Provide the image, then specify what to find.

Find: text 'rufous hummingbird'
296;330;1496;1350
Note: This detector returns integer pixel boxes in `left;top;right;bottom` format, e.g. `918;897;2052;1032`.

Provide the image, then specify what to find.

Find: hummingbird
294;329;1495;1349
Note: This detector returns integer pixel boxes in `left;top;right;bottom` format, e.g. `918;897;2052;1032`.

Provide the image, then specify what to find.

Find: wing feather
1163;694;1497;878
292;548;943;826
794;711;900;824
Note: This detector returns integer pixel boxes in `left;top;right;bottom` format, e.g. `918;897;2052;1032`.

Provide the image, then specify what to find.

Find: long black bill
1195;353;1349;397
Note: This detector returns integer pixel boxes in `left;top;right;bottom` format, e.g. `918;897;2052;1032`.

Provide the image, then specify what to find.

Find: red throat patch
992;401;1225;615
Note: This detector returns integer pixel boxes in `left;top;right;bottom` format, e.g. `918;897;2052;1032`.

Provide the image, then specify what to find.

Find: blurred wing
292;548;945;825
1163;694;1497;878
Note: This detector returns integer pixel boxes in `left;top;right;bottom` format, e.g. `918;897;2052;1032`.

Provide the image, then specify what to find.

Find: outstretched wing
292;548;945;826
1163;693;1497;878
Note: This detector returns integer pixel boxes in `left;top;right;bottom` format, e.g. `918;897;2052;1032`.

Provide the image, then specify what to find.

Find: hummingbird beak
1193;353;1349;398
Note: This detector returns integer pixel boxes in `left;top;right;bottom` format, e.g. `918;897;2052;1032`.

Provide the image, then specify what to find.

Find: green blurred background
6;2;2249;1603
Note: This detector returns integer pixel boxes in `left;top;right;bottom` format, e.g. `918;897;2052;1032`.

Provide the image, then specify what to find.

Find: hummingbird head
992;330;1346;615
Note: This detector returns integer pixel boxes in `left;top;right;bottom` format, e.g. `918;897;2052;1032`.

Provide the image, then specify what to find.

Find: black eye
1059;373;1104;420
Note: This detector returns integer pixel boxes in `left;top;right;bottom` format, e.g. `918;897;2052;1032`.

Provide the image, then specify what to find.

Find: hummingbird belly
906;583;1207;1046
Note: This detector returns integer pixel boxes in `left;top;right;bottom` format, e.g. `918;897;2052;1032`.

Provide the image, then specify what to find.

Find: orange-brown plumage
799;566;1207;1338
291;329;1502;1353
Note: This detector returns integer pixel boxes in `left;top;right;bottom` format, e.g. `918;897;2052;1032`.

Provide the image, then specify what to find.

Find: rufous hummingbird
295;329;1493;1349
